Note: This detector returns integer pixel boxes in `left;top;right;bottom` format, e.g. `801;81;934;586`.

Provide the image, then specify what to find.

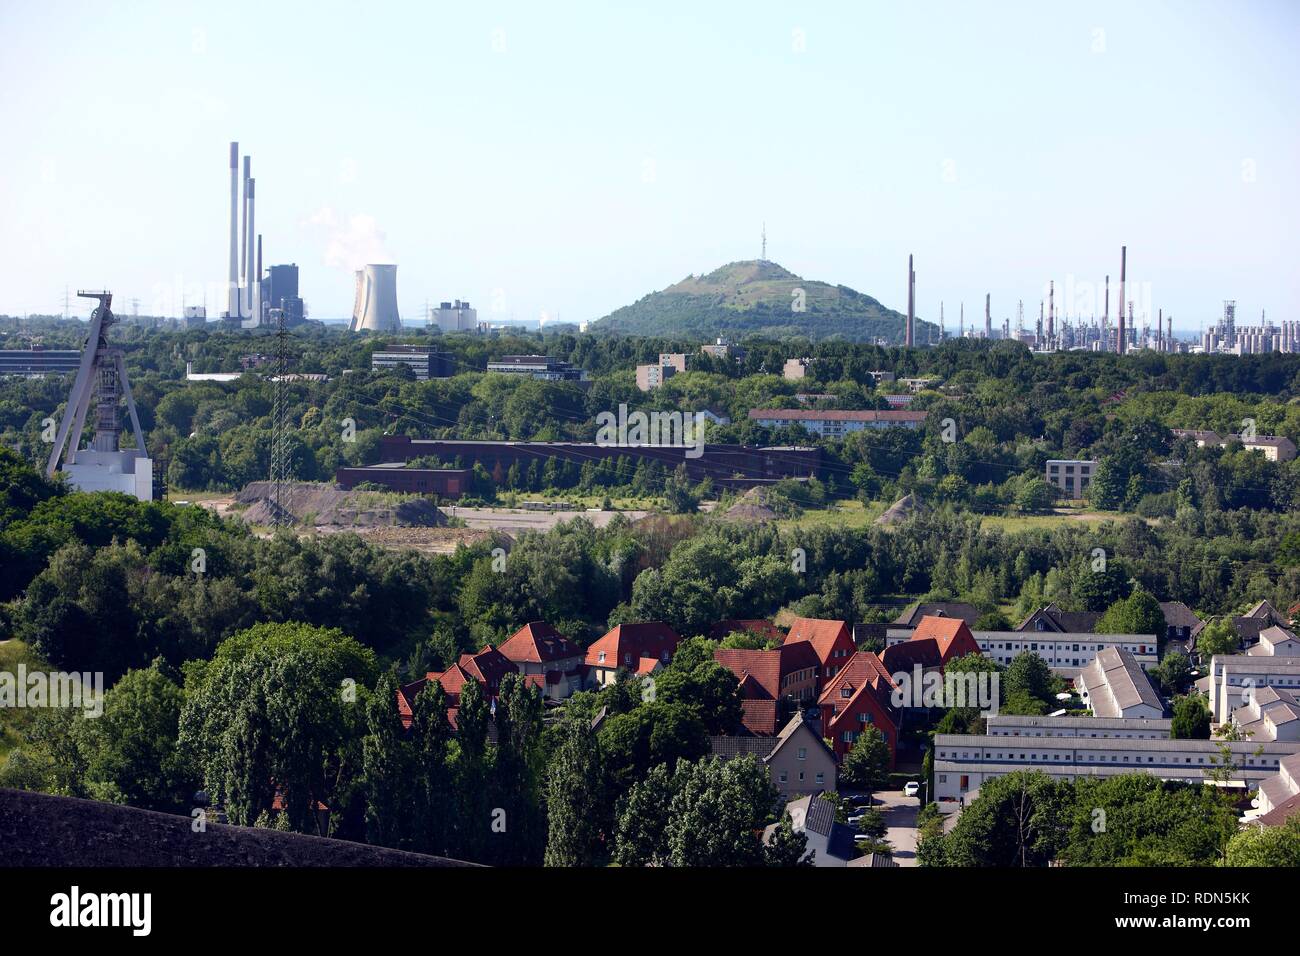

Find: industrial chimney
244;178;255;320
227;143;240;317
350;264;401;331
1117;246;1127;355
905;255;914;348
985;293;992;339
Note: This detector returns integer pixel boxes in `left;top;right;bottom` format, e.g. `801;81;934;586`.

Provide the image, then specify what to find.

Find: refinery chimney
1117;246;1127;355
1048;281;1055;345
985;293;991;339
244;178;255;320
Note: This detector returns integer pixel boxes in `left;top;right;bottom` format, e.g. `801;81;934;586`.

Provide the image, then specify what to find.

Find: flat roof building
486;355;587;381
1045;459;1097;499
0;348;81;378
371;345;456;380
748;408;926;439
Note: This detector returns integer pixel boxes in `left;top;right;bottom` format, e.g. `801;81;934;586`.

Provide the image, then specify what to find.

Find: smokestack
228;143;239;317
1104;275;1110;351
241;156;250;283
985;293;991;339
256;234;263;326
1048;281;1055;344
1158;308;1163;352
244;178;255;320
1118;246;1127;355
1167;313;1172;352
905;255;914;348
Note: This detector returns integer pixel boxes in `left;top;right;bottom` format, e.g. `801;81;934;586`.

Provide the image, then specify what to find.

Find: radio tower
761;223;767;262
268;307;293;525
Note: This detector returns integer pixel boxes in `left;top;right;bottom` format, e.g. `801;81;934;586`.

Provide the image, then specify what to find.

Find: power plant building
434;300;477;333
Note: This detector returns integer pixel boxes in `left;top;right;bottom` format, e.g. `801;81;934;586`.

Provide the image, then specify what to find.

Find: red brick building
783;617;857;690
585;622;680;688
818;651;900;765
397;643;517;731
714;642;821;736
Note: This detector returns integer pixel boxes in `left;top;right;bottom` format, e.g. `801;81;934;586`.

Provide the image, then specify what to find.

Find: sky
1;0;1297;333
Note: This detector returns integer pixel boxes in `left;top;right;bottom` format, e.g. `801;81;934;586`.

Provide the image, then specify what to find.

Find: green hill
591;260;938;343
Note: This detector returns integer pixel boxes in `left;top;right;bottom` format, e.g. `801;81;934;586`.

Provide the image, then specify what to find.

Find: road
873;789;921;866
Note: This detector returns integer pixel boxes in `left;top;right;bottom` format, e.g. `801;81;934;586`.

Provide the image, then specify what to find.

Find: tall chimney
1158;308;1163;352
1117;246;1127;355
244;178;255;320
905;254;914;347
1048;281;1055;345
256;234;263;326
985;293;992;339
1104;275;1110;351
228;143;239;317
241;156;251;283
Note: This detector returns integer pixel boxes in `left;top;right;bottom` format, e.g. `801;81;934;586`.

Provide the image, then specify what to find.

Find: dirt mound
236;481;447;528
876;493;921;526
723;486;781;522
0;787;473;867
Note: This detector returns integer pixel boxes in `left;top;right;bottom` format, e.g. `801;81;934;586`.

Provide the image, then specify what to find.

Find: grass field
775;499;887;532
978;510;1118;532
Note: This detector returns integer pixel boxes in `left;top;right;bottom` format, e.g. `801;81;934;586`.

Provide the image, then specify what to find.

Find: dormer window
841;686;853;698
598;651;607;663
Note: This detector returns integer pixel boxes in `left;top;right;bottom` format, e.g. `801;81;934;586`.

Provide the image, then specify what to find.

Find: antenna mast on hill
761;223;767;262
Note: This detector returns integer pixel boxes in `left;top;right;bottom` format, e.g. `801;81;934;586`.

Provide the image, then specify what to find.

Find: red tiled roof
498;621;582;664
783;617;853;665
817;651;898;709
747;408;927;423
715;642;819;701
739;699;780;736
910;616;979;661
397;644;518;730
585;622;680;670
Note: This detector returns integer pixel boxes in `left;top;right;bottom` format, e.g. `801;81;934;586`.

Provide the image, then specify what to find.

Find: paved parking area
873;789;921;866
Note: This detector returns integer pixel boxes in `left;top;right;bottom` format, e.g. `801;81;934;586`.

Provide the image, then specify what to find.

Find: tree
545;715;607;867
940;771;1067;867
1005;652;1053;705
654;660;743;735
1153;652;1193;696
1195;619;1239;660
662;756;776;867
361;673;413;849
409;678;455;856
1072;565;1130;612
1170;694;1211;739
1096;588;1165;640
1224;816;1300;866
764;812;813;867
839;726;891;794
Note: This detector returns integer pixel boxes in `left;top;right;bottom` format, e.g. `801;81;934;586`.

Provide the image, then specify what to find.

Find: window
815;773;824;785
797;747;807;760
598;651;607;663
778;771;788;783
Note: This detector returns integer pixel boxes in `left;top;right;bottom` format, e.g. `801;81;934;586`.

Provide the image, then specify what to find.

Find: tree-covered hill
590;260;939;343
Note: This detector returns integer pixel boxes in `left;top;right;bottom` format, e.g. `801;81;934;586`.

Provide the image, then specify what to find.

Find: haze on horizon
1;0;1297;334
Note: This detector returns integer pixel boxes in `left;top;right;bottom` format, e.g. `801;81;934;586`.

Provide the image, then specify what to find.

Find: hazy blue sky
1;0;1297;332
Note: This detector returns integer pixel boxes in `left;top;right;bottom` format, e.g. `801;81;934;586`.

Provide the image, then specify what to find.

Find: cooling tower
350;264;401;331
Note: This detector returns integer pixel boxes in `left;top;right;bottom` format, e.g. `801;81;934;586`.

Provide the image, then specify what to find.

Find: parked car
903;781;920;798
842;793;874;807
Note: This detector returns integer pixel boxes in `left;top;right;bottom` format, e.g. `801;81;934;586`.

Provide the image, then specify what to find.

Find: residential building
974;631;1158;673
497;621;585;700
1159;601;1205;652
1017;603;1102;634
485;355;587;381
635;362;675;391
985;714;1172;739
396;644;517;731
1251;753;1300;827
1171;428;1298;462
700;337;746;362
818;651;900;764
1247;625;1300;657
1198;653;1300;723
658;353;688;373
1230;685;1300;742
1233;600;1291;646
764;794;861;867
1044;459;1096;498
879;616;983;676
714;642;820;736
932;733;1300;803
371;345;456;380
868;370;896;384
783;617;857;689
893;602;980;629
1076;647;1165;719
584;621;680;688
710;712;837;798
747;408;927;439
883;393;916;408
899;376;939;393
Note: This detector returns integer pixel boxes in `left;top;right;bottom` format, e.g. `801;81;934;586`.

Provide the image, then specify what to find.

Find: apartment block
1044;459;1096;498
972;631;1158;674
747;408;926;439
985;714;1172;739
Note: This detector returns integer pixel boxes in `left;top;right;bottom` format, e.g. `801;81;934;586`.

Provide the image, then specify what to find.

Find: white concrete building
932;733;1300;803
972;631;1158;674
1044;459;1096;499
985;714;1172;739
1076;647;1165;719
746;408;926;439
1200;652;1300;724
1251;752;1300;825
1230;686;1300;742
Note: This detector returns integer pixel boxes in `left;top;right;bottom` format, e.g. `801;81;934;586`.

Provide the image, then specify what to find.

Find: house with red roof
707;618;786;645
498;621;585;700
783;617;857;691
397;643;517;731
880;615;981;675
818;651;900;764
714;642;820;736
585;621;680;688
